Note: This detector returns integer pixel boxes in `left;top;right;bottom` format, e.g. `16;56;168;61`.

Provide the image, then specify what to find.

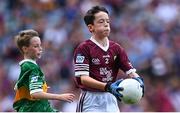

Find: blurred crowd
0;0;180;112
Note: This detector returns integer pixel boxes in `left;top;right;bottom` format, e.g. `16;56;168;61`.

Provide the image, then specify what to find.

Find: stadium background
0;0;180;112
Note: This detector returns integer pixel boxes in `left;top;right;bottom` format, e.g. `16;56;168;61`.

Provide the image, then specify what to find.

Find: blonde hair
15;29;39;54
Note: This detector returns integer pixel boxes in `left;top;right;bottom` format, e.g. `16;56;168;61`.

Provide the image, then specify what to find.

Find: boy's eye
99;20;104;23
34;45;41;48
98;19;110;23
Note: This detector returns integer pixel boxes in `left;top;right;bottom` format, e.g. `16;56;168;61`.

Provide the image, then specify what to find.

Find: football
118;78;143;104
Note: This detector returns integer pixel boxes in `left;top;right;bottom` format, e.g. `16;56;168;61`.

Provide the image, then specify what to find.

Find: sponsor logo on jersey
31;76;38;82
92;58;100;65
76;54;85;63
100;67;113;82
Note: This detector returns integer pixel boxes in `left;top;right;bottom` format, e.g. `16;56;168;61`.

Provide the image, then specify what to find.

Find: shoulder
74;40;93;52
21;62;39;71
77;40;92;48
109;40;124;51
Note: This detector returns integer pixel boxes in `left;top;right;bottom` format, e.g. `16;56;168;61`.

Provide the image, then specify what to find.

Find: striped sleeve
29;69;43;94
74;64;89;76
29;80;43;94
74;43;90;77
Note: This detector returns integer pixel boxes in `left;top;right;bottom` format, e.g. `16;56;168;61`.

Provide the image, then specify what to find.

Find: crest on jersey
76;54;85;63
31;76;38;82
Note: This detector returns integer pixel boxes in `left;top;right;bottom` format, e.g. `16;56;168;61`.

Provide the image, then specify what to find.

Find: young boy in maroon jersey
73;6;144;112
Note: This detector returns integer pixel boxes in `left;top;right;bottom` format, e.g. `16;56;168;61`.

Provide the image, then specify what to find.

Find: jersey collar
19;59;37;65
90;37;109;52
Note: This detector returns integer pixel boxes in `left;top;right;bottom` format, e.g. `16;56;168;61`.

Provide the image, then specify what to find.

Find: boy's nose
39;47;43;52
104;22;109;27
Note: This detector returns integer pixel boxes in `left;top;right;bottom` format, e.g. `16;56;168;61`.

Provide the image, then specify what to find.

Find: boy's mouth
104;29;110;32
103;29;110;33
37;52;42;56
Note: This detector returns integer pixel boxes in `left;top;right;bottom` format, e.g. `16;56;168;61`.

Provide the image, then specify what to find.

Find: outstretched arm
31;92;75;103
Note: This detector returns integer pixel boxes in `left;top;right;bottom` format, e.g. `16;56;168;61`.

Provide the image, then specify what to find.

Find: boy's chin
103;33;110;37
103;34;109;38
37;55;42;59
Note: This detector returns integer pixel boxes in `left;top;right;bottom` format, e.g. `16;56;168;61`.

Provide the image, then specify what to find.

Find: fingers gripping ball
118;78;143;104
105;79;124;101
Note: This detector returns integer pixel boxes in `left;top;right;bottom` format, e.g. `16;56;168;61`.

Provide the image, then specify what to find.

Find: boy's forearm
128;72;139;78
80;75;107;91
31;92;60;100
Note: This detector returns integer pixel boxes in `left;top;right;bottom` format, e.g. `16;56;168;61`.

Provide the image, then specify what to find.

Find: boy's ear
87;24;94;33
22;46;28;54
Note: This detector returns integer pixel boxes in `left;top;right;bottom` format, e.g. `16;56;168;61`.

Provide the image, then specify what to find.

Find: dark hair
15;29;39;54
84;6;109;26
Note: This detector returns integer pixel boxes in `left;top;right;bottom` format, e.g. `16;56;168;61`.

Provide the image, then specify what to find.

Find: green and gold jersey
13;59;57;112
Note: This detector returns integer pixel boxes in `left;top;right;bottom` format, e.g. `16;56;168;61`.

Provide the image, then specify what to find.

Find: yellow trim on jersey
42;82;48;92
14;83;48;103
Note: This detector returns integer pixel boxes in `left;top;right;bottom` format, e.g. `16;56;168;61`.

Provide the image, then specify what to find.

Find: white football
118;78;143;104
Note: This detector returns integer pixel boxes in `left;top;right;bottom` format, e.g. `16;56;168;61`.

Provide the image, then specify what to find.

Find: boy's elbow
30;92;41;99
30;93;37;99
80;75;89;85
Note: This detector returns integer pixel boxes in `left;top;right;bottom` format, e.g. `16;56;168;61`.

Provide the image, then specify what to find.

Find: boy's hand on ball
105;79;124;101
132;77;144;97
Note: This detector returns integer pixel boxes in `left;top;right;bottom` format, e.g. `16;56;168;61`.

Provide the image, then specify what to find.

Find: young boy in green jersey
13;29;75;112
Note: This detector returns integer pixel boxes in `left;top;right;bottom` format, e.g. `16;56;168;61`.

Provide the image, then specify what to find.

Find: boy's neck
19;59;37;66
92;35;108;47
24;56;36;61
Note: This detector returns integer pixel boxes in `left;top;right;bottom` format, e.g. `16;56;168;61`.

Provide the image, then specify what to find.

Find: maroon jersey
74;37;136;91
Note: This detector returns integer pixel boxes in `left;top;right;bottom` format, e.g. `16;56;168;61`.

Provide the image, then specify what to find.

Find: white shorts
76;90;120;112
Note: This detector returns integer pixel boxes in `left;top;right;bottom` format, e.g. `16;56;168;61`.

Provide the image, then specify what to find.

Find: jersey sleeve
74;44;90;77
29;68;44;94
117;44;136;75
